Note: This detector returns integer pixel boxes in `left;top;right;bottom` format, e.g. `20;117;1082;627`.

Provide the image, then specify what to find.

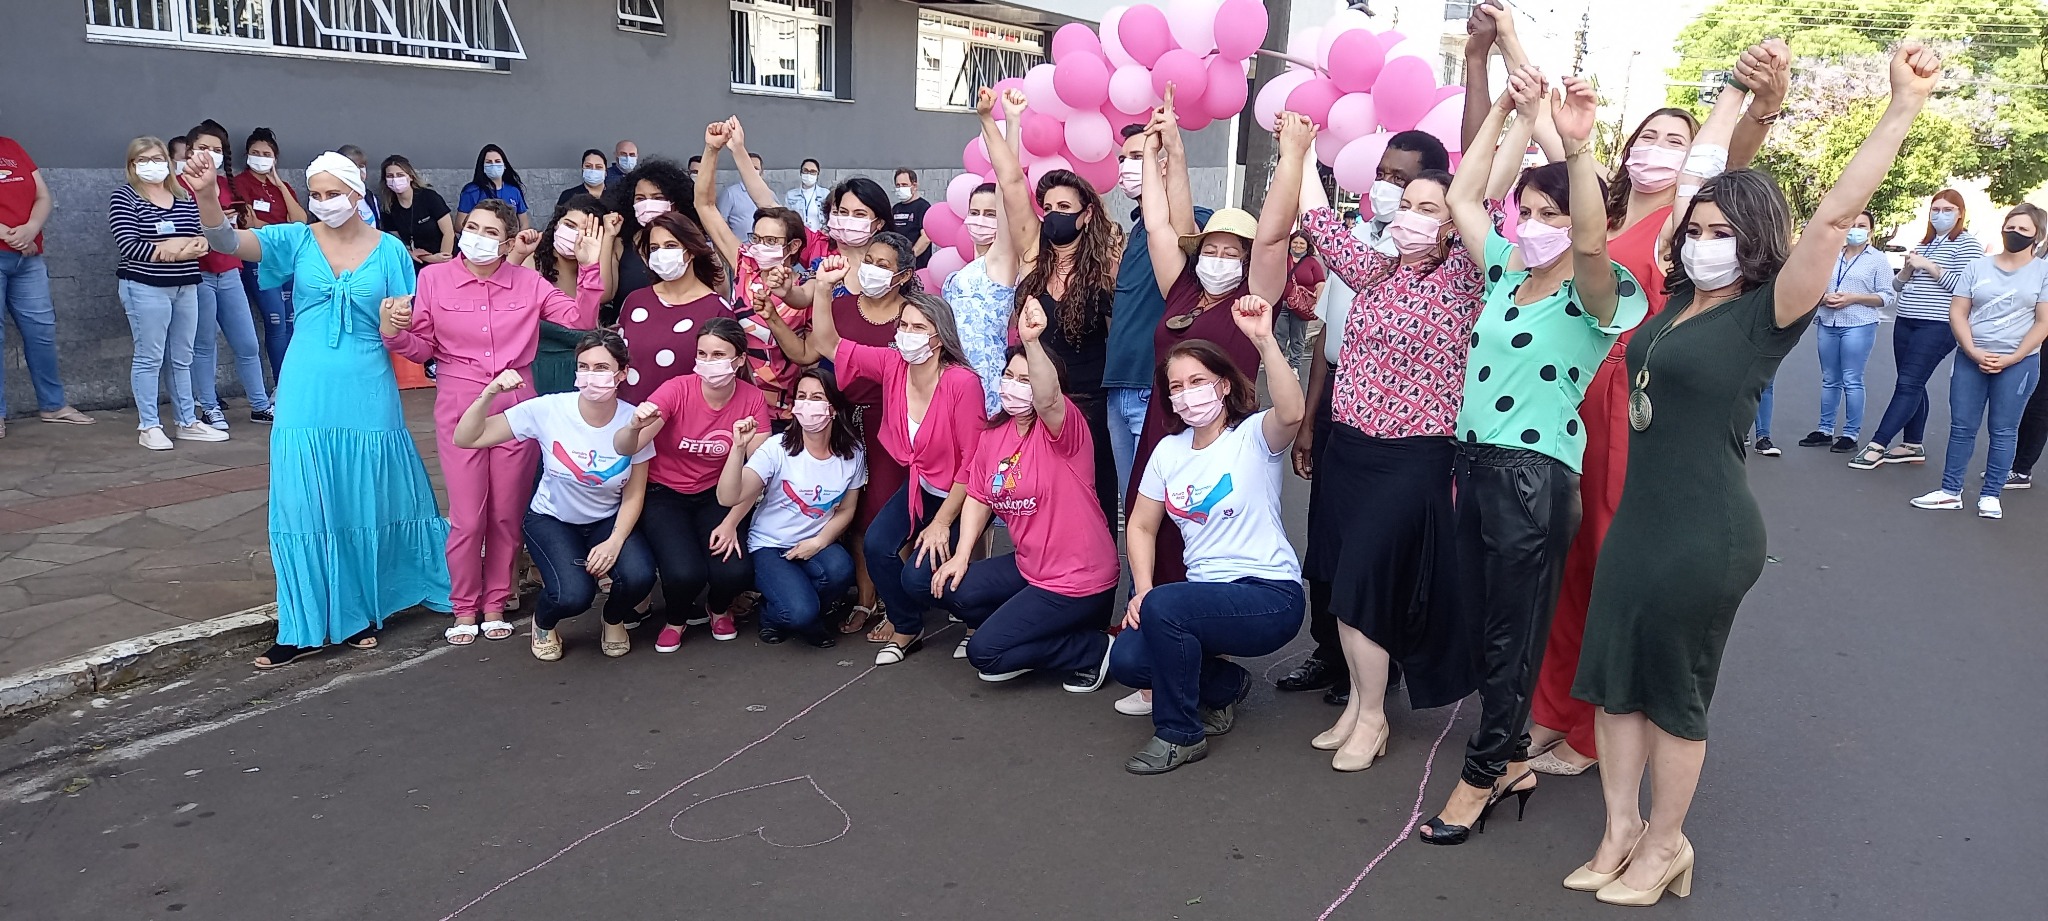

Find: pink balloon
1448;151;1463;173
1021;109;1066;158
1212;0;1268;62
1285;27;1322;71
1180;111;1214;132
954;237;977;264
1023;63;1072;117
1254;70;1313;131
1317;10;1372;67
1325;30;1385;94
1065;110;1116;163
1326;93;1377;143
992;76;1026;99
1285;76;1345;128
1103;102;1148;132
916;268;941;292
927;196;966;244
1314;131;1349;168
963;137;992;175
929;247;969;285
1372;56;1438;132
1414;95;1465;154
1118;5;1173;68
1072;153;1119;195
1379;30;1407;48
1383;35;1435;65
1151;49;1208;112
1109;63;1158;115
1052;22;1102;62
1333;131;1392;203
946;173;981;217
1434;84;1464;104
1026;154;1074;190
1165;0;1219;57
1204;56;1249;121
1054;53;1111;111
1101;7;1138;68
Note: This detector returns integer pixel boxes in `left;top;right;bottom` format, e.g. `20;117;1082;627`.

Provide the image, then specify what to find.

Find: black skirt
1307;425;1474;709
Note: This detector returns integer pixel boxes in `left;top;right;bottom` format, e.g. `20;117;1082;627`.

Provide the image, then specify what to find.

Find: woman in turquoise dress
186;150;451;668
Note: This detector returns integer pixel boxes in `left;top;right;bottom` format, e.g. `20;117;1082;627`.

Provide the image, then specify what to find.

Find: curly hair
1015;169;1116;347
465;199;520;237
539;194;607;284
604;156;699;244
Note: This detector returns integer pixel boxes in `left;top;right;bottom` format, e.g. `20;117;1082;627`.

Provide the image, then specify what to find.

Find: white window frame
618;0;664;35
84;0;524;71
730;0;840;100
915;10;1044;114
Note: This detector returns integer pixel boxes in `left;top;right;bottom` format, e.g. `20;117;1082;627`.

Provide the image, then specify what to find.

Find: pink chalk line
1314;699;1466;921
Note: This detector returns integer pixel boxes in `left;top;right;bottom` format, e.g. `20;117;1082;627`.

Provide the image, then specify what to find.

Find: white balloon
1101;6;1138;68
1285;26;1322;72
1166;0;1220;57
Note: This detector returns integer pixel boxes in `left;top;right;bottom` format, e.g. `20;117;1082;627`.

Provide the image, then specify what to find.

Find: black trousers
1069;388;1122;541
1303;365;1347;669
1453;442;1582;789
640;484;753;627
2014;380;2048;476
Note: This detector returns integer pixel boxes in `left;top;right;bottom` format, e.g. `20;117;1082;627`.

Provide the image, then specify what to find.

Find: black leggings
640;484;753;627
2014;381;2048;476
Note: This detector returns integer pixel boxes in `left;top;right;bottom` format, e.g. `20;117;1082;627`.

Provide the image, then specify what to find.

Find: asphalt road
3;331;2042;921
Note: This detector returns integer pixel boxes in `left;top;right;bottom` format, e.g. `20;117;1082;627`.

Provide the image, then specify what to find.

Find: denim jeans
241;262;293;380
1754;379;1774;440
521;511;657;631
193;270;272;412
1940;353;2041;498
640;484;754;626
930;553;1114;674
1109;577;1305;745
863;483;960;638
751;544;856;639
1871;317;1958;447
1107;386;1151;498
117;279;199;431
0;251;68;412
1817;322;1879;439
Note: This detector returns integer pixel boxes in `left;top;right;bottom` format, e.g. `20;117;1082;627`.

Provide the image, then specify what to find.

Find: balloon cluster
1260;8;1466;217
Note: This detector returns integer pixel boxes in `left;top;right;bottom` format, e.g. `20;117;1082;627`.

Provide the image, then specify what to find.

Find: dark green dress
533;321;582;395
1572;279;1814;740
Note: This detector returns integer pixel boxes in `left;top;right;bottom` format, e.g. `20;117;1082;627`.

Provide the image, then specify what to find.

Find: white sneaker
138;427;174;451
175;421;230;442
1909;490;1962;510
1978;496;2003;519
1114;690;1152;716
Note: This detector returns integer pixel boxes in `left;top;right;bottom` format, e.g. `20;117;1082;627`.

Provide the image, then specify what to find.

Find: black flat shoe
1831;436;1858;453
253;644;323;670
1125;736;1209;775
1323;684;1351;706
1276;655;1342;692
1797;431;1832;448
759;626;787;645
803;630;837;648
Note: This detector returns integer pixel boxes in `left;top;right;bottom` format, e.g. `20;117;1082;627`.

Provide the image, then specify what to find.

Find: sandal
531;626;564;661
253;643;324;670
875;635;923;666
343;627;378;650
866;613;898;645
445;623;480;646
1884;444;1927;465
840;602;881;636
480;619;515;641
1847;444;1886;470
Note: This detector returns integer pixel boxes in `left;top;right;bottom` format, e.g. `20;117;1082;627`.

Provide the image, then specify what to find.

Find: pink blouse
832;337;986;518
386;260;603;387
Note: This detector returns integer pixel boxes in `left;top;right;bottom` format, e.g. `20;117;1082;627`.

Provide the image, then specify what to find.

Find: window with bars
914;11;1044;112
84;0;525;70
1445;0;1476;20
730;0;838;98
619;0;664;35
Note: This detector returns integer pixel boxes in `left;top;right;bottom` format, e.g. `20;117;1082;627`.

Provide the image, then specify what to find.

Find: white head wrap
306;151;365;197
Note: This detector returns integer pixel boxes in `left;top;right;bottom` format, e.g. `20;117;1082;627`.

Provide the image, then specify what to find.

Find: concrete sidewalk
0;391;443;685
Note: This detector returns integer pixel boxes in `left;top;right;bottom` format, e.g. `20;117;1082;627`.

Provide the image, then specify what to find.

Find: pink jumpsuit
384;260;604;618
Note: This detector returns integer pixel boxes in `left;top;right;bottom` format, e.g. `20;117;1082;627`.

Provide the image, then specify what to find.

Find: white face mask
1369;180;1403;218
459;230;501;265
894;330;935;364
893;186;915;203
800;172;819;188
246;155;275;174
1194;255;1244;295
172;160;186;176
134;161;170;184
1118;159;1144;199
306;194;356;228
1681;237;1743;290
632;199;671;225
385;174;411;194
647;247;690;281
205;150;225;169
857;263;898;298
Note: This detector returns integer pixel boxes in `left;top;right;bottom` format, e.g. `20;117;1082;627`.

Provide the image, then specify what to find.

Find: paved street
2;338;2042;919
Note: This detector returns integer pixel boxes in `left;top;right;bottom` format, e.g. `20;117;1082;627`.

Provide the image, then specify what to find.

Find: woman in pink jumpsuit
382;199;611;644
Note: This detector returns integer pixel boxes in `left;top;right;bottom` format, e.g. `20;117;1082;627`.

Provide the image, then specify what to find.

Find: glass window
731;0;837;98
914;11;1044;113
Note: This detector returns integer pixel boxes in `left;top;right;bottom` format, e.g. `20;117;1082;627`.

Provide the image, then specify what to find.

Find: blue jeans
929;553;1114;674
1109;577;1305;745
117;279;199;430
193;269;272;412
751;544;856;638
1754;380;1774;440
521;511;657;631
1872;317;1957;447
0;251;67;412
241;262;293;379
863;483;960;638
1817;322;1878;439
1940;353;2041;498
1107;386;1151;499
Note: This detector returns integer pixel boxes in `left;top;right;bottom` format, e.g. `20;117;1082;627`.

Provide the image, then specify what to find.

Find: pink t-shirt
642;375;770;494
832;337;986;517
962;400;1119;596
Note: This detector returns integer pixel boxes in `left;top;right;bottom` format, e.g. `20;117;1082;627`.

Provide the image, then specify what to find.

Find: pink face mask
695;357;737;389
747;243;786;269
998;378;1034;417
552;224;580;258
1385;210;1444;256
1169;383;1225;429
1517;217;1573;269
573;370;618;403
963;214;999;247
1624;144;1687;193
828;214;876;248
791;398;832;433
632;199;671;225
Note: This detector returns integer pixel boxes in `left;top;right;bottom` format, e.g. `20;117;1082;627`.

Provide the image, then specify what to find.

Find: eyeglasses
134;156;168;164
746;235;791;248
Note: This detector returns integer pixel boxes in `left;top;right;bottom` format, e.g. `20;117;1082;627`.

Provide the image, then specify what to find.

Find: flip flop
480;619;515;641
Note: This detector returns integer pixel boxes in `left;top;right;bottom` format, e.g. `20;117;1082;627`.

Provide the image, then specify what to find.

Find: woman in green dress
1567;42;1943;907
530;195;620;394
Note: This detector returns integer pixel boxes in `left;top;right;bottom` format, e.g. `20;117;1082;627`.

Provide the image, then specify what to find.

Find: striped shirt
108;184;202;287
1819;245;1892;327
1892;232;1983;322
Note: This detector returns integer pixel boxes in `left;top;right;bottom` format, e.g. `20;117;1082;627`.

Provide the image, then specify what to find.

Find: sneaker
1114;690;1152;716
138;426;174;451
199;405;229;430
1978;496;2003;519
710;613;738;641
1797;431;1832;448
654;625;685;653
978;668;1032;682
1831;436;1858;453
250;408;275;425
1062;634;1116;693
1754;437;1781;456
2008;472;2033;490
759;626;787;644
175;421;229;442
1909;490;1963;510
1124;736;1208;775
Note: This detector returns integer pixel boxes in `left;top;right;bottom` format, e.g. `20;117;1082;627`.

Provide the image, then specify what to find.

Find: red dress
1532;206;1671;758
829;293;909;530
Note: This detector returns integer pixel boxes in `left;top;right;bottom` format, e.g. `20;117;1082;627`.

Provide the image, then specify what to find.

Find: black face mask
1042;210;1083;246
2005;230;2036;254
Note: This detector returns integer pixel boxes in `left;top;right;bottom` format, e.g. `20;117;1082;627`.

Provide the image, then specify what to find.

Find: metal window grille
619;0;664;35
85;0;523;69
730;0;836;98
914;11;1043;112
1445;0;1475;20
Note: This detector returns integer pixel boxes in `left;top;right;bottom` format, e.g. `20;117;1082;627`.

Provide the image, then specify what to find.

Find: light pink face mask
1517;216;1572;269
964;214;999;246
1625;144;1687;193
633;199;671;225
998;377;1034;417
791;398;832;433
552;224;581;258
828;214;876;247
1169;383;1225;428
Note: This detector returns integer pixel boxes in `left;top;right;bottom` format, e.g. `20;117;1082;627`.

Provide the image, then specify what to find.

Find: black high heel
1418;739;1558;846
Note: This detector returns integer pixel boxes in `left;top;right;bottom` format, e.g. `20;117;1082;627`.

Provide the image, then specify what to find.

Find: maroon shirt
616;288;736;403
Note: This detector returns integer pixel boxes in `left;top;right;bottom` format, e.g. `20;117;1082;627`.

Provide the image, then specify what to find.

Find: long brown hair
1604;107;1698;230
1920;189;1968;245
1158;339;1259;436
1015;169;1116;346
779;367;861;459
641;210;727;290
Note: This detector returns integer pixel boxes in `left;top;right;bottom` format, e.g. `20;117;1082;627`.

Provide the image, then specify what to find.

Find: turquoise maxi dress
254;223;452;646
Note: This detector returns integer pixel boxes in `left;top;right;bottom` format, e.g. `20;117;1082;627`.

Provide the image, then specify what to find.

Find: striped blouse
1892;232;1983;322
107;184;202;288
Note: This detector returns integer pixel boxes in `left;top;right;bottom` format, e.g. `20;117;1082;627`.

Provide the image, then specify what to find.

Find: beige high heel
1595;836;1694;906
1563;823;1647;891
1331;725;1389;772
1311;724;1349;751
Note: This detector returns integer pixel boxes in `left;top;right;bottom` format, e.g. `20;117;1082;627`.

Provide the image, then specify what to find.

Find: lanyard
1832;249;1861;292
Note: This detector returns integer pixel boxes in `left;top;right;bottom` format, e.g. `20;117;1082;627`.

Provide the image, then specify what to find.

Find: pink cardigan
833;337;987;517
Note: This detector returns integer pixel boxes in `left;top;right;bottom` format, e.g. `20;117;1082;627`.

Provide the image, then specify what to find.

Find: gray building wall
2;0;1230;416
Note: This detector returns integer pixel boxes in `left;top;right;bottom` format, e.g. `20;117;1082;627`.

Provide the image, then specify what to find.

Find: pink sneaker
711;613;738;641
655;625;685;653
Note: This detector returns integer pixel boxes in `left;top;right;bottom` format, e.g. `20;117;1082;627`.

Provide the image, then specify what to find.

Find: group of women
156;3;1951;905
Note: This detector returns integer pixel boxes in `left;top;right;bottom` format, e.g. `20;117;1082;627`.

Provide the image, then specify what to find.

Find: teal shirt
1456;226;1649;471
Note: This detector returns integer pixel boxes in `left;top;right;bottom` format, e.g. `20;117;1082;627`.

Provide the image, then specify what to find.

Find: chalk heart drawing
669;775;852;849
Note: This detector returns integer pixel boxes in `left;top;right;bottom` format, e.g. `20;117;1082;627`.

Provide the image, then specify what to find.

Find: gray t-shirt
1953;255;2048;355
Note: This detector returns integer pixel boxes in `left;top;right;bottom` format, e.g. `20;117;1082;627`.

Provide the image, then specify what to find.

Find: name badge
155;220;177;235
253;200;272;213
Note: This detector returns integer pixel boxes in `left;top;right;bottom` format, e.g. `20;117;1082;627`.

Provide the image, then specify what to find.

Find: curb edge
0;604;277;717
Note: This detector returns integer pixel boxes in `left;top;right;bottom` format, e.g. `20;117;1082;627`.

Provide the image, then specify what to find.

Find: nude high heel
1563;823;1646;891
1595;836;1694;906
1331;725;1389;772
1311;725;1349;751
